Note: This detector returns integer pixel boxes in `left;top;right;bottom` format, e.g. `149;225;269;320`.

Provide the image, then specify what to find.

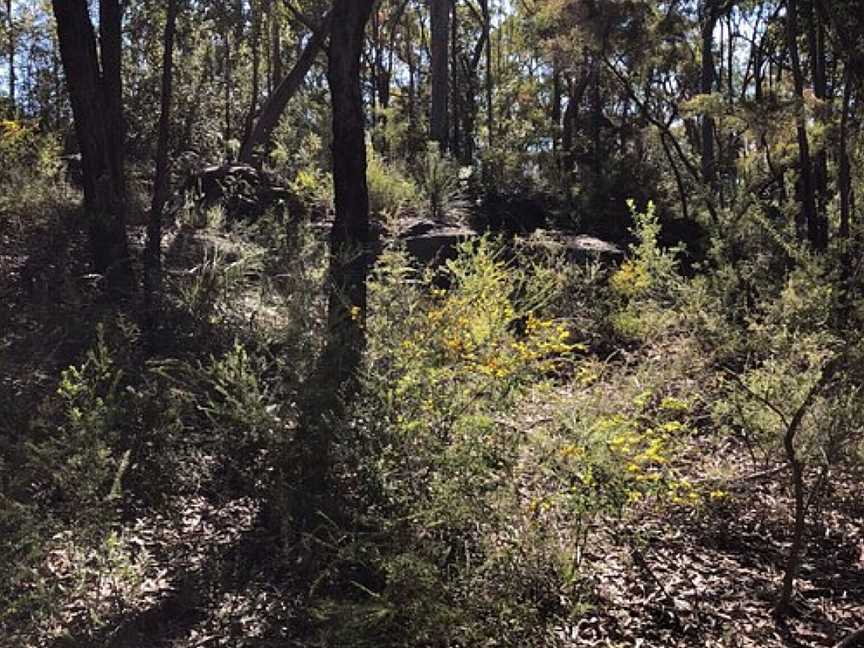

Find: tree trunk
239;16;330;163
701;2;718;188
838;69;853;320
787;0;821;250
806;1;829;249
326;0;373;364
52;0;133;295
552;62;562;160
6;0;13;113
590;56;603;178
430;0;449;148
144;0;178;312
224;34;232;150
288;0;375;529
242;0;262;150
451;0;461;158
482;0;493;147
271;1;281;92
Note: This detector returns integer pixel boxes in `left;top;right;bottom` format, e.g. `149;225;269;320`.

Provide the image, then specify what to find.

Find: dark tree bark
482;0;493;147
700;1;720;188
787;0;821;250
552;61;562;158
144;0;179;311
589;56;603;177
271;1;282;92
806;1;829;249
239;14;330;163
285;0;375;531
52;0;133;295
430;0;449;148
451;0;461;158
242;0;263;149
458;0;489;164
838;69;854;312
325;0;374;371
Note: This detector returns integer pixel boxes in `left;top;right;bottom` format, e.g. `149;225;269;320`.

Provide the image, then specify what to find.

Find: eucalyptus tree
52;0;132;295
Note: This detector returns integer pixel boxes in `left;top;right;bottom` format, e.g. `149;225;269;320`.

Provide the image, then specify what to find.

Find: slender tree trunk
552;62;562;159
6;0;13;113
407;27;417;153
590;56;602;178
239;17;330;163
701;2;718;188
838;70;853;314
787;0;821;250
451;0;461;158
430;0;449;148
242;0;262;150
482;0;493;147
52;0;132;295
807;2;829;249
271;1;281;92
144;0;178;313
224;34;232;150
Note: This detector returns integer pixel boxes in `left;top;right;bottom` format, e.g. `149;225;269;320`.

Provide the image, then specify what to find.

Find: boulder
183;164;297;223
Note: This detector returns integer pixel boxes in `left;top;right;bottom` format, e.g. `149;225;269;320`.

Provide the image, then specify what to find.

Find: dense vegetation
1;1;863;646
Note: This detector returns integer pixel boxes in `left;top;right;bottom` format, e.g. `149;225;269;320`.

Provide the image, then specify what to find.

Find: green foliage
609;200;683;340
312;238;588;642
417;143;471;223
366;145;420;219
0;119;66;225
26;326;128;530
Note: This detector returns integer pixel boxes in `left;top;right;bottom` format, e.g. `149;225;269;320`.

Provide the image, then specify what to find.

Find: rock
183;164;298;224
516;229;623;264
403;225;476;265
477;191;550;234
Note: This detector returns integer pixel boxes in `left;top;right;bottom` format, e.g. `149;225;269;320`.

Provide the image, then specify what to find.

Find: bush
608;200;685;340
417;143;471;224
366;146;420;220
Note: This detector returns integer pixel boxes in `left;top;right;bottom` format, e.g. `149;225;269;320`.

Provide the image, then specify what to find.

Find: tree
5;0;14;113
430;0;449;148
285;0;376;528
52;0;133;295
144;0;179;314
324;0;375;383
786;0;821;250
239;7;330;163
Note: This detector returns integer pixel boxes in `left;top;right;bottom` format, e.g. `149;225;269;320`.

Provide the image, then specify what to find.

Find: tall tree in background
239;7;330;163
52;0;132;294
430;0;449;148
786;0;820;249
5;0;13;113
144;0;179;310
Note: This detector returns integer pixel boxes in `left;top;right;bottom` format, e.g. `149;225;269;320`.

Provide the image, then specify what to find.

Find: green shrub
417;143;471;223
366;145;420;220
609;200;685;340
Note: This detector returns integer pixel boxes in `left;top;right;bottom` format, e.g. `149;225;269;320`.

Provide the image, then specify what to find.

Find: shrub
366;145;420;220
315;238;585;642
609;200;685;340
417;143;471;224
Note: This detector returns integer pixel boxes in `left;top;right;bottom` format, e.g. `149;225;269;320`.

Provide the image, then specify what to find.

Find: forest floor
1;209;863;648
